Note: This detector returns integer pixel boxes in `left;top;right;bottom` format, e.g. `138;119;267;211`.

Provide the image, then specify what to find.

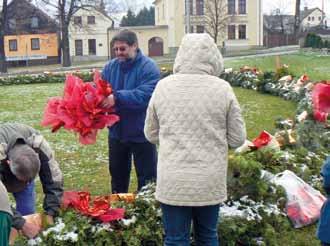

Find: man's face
113;41;137;61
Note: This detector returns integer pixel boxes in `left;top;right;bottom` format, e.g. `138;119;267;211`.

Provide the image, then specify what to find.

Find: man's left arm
114;61;160;110
30;135;63;217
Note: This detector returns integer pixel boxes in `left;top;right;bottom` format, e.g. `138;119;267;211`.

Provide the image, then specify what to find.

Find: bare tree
204;0;230;44
35;0;82;67
0;0;8;73
294;0;301;36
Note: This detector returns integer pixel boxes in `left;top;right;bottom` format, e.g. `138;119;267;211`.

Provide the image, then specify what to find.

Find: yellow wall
4;33;58;58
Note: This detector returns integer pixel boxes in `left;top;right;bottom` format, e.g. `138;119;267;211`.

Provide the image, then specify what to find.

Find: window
31;38;40;50
312;16;315;21
196;25;204;33
31;17;39;28
228;25;235;39
196;0;204;15
8;18;16;30
319;16;322;21
75;40;83;56
190;25;194;33
185;0;193;15
238;25;246;39
308;16;311;21
228;0;235;15
238;0;246;14
74;16;82;25
9;39;17;51
88;39;96;55
87;16;95;24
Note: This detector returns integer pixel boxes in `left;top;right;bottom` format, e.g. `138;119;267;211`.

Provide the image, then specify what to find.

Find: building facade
300;7;326;31
153;0;263;53
69;6;114;62
4;0;59;66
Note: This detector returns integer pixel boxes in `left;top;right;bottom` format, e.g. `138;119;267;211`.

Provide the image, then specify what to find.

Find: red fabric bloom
41;71;119;144
62;191;125;222
251;130;272;149
312;82;330;122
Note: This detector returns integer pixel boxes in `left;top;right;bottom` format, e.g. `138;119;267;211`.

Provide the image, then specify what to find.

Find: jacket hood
173;33;223;76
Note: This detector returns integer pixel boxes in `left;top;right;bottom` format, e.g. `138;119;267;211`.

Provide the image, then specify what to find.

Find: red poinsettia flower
41;70;119;144
312;82;330;123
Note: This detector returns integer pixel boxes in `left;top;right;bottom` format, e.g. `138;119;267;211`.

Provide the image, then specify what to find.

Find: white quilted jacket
144;34;246;206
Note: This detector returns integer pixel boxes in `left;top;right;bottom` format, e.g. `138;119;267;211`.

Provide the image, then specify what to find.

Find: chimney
304;6;308;12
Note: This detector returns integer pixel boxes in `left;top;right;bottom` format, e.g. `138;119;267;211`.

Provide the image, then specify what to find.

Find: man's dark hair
112;29;138;46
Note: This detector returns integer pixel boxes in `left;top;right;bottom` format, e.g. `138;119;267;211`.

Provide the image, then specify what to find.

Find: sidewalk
1;45;300;77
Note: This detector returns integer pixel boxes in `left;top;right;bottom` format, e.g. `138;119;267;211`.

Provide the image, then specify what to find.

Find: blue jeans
13;181;36;216
108;138;157;193
161;203;220;246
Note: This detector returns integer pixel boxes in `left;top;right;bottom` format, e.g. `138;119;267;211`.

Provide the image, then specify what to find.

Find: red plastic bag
272;170;326;228
250;130;280;151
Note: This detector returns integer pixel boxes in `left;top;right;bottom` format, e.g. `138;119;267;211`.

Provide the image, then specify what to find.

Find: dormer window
31;17;39;28
8;18;16;30
87;16;95;24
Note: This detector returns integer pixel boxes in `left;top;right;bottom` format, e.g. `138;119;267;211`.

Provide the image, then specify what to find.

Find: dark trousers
108;138;157;193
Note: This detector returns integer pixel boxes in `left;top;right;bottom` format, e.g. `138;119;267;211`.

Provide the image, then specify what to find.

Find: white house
69;6;113;61
300;7;325;31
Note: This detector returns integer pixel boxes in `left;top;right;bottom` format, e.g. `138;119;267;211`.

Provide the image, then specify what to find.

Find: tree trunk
0;0;8;73
0;30;7;73
294;0;301;38
61;24;71;67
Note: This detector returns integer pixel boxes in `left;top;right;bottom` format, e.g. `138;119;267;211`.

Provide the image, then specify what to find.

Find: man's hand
100;95;115;109
21;221;41;239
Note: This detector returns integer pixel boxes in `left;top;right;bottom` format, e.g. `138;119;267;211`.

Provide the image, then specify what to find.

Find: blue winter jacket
102;49;160;142
317;156;330;243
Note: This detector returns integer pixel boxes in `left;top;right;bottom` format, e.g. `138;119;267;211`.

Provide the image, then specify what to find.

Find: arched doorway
148;37;164;57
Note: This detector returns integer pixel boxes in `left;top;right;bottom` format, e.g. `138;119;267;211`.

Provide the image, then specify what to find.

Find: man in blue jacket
101;29;160;193
317;156;330;246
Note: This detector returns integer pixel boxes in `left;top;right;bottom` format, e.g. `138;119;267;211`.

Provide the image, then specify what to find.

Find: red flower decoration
250;130;272;149
62;191;125;222
312;82;330;123
41;70;119;144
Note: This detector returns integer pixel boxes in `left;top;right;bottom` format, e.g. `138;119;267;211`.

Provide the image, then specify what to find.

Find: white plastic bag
272;170;326;228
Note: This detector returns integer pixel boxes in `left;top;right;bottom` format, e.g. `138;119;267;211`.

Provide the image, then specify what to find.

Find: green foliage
120;7;155;27
305;33;325;48
0;72;93;86
275;66;291;80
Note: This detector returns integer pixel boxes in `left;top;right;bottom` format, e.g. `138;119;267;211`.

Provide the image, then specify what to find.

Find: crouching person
0;123;63;239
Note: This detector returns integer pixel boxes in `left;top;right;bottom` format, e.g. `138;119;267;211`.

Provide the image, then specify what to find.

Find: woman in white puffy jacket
144;33;246;246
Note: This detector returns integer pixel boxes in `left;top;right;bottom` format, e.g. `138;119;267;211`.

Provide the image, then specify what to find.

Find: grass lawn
160;51;330;82
225;51;330;81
